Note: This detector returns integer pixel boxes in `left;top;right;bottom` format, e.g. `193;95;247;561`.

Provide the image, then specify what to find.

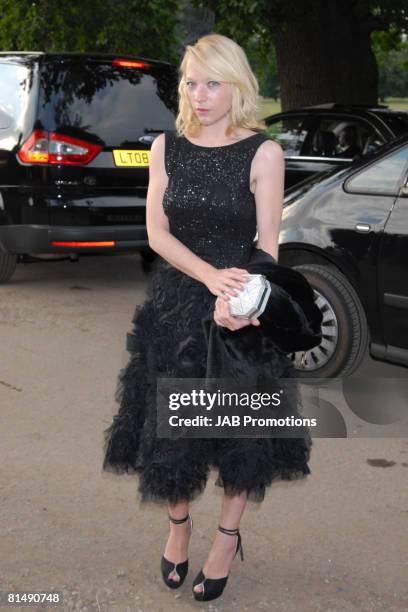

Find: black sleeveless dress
102;130;312;505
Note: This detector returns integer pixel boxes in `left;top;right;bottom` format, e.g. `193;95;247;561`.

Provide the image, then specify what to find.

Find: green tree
0;0;181;63
378;41;408;97
371;25;405;71
371;28;408;98
190;0;408;109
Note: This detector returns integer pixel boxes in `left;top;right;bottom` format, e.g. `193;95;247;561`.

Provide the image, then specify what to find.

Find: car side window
303;117;384;159
264;116;308;156
0;62;31;130
345;147;408;196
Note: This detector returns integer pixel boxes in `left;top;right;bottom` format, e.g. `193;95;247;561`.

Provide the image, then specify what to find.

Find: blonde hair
175;33;266;138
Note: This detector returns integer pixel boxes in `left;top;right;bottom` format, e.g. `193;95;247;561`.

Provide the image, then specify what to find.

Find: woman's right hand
203;267;250;301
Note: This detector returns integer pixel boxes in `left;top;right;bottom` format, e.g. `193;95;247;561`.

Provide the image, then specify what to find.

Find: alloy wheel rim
289;289;338;372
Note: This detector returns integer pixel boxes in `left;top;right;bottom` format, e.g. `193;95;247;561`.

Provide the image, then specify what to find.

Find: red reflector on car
51;241;115;247
112;59;150;69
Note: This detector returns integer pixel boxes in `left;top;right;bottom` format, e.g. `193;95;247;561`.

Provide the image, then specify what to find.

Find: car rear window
37;60;178;145
0;61;32;129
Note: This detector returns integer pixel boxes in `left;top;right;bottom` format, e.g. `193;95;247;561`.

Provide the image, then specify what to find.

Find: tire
288;264;369;378
0;252;17;284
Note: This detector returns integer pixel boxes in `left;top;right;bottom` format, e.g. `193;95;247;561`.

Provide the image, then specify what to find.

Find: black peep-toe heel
192;525;244;601
161;512;193;589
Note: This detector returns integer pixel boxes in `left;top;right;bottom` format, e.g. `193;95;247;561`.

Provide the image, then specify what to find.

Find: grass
258;97;408;119
384;97;408;111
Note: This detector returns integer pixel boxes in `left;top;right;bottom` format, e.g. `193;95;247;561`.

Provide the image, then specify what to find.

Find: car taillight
112;59;150;69
17;130;102;165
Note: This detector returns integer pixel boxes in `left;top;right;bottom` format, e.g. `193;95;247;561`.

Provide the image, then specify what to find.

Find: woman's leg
163;499;191;582
193;489;248;594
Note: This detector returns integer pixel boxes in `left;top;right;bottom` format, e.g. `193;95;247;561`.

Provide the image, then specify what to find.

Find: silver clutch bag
228;274;271;319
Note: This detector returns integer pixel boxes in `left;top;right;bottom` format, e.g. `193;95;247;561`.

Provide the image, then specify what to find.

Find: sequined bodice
162;131;270;267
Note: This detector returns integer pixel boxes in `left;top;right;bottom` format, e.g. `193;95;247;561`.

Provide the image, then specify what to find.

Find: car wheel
0;252;17;284
288;264;369;378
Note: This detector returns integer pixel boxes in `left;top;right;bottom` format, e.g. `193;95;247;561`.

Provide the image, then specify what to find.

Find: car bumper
0;224;149;254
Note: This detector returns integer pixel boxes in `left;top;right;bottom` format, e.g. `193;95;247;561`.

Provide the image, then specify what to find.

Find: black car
0;52;178;283
263;103;408;189
275;133;408;378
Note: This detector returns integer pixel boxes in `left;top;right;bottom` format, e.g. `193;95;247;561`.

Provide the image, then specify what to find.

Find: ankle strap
168;512;191;524
218;525;239;535
218;524;244;561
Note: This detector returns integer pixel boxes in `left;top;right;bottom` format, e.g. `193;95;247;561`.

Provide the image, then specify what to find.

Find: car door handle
355;223;371;232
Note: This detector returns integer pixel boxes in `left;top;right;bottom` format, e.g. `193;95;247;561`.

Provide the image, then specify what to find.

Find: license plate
112;149;150;167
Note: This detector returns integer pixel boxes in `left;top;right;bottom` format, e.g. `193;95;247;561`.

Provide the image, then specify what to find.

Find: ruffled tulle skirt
102;256;312;505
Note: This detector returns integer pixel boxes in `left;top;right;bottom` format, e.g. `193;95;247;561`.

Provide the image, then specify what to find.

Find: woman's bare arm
251;140;285;261
146;133;215;283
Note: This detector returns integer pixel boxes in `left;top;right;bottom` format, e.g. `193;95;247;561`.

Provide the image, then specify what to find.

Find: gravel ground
1;253;407;612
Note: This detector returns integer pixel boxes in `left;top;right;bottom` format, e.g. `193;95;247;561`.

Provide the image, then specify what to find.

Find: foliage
378;41;408;97
1;0;407;98
371;27;406;69
0;0;181;63
190;0;408;96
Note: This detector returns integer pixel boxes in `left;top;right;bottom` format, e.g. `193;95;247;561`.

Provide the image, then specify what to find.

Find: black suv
0;52;178;283
263;103;408;189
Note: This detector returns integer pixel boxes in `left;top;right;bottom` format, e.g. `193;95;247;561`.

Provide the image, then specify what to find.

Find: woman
102;33;313;602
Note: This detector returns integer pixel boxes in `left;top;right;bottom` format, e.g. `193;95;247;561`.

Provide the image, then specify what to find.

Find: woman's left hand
213;295;261;331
